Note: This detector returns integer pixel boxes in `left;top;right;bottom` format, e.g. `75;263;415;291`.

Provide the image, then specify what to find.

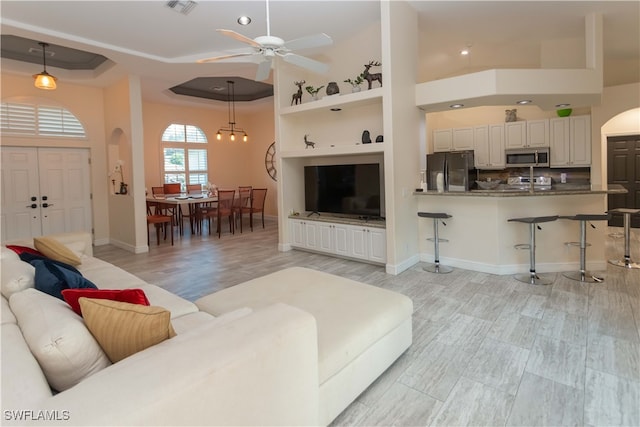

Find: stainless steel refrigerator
426;151;475;192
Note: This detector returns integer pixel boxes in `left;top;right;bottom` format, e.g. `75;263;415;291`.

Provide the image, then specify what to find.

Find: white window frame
0;102;86;138
161;123;208;190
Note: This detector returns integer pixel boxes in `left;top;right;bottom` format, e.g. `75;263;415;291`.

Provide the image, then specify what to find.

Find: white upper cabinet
550;115;591;167
526;119;549;147
474;124;506;169
433;129;453;152
504;121;527;149
453;127;474;150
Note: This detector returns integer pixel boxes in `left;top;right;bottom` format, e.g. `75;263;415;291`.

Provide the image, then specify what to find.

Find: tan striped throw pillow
79;297;176;363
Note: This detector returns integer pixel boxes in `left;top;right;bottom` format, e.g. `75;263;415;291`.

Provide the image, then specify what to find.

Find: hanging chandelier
33;42;57;90
216;80;248;142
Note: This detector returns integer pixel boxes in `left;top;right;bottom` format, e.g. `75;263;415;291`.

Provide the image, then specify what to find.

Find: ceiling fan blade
284;33;333;51
197;52;255;64
216;29;262;48
280;53;329;74
255;59;272;81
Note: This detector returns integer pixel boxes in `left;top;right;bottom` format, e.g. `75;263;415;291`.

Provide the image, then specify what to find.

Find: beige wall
142;101;277;216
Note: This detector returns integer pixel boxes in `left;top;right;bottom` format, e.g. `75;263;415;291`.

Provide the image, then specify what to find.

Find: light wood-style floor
94;218;640;427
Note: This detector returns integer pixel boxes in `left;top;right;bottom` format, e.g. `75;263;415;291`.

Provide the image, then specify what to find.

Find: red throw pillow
62;288;150;316
6;245;44;257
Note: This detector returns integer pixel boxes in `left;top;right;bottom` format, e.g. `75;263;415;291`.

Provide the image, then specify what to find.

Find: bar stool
508;215;559;285
560;213;610;283
418;212;452;273
608;208;640;269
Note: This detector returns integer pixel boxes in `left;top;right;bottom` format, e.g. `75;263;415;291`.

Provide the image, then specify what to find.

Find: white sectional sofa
1;232;412;426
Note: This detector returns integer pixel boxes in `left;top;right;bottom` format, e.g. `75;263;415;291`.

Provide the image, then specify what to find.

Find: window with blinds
161;123;208;189
0;102;86;138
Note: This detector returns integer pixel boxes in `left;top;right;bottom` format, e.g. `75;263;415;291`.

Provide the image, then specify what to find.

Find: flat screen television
304;163;382;217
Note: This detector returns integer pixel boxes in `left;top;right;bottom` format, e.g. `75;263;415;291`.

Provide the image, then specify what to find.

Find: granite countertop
288;213;386;228
414;184;627;197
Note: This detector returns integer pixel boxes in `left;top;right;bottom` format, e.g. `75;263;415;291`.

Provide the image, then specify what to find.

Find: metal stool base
563;271;605;283
514;272;555;286
423;263;453;274
608;259;640;269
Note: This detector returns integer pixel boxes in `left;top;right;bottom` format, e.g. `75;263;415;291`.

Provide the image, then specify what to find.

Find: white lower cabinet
289;218;386;264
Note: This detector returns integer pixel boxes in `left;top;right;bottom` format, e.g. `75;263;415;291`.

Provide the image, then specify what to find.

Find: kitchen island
415;185;627;275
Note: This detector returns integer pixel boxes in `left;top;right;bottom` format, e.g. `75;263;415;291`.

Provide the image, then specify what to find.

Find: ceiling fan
197;0;333;81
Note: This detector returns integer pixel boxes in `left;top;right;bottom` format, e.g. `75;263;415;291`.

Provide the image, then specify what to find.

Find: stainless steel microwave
505;147;550;167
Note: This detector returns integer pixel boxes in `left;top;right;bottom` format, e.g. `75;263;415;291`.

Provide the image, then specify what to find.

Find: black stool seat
560;213;610;283
508;215;559;224
607;208;640;269
418;212;452;220
418;211;452;273
560;214;610;222
608;208;640;215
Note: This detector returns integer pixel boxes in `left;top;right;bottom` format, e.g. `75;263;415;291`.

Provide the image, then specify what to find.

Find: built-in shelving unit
280;87;383;116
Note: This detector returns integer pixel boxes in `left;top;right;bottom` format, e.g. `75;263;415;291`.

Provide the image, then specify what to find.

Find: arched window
161;123;208;189
0;102;86;138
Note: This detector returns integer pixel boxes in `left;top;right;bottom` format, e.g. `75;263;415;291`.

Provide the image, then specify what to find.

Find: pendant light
33;42;57;90
216;80;248;142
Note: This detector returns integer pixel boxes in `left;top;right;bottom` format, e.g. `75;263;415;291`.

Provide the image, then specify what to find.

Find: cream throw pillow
34;236;81;266
79;298;176;363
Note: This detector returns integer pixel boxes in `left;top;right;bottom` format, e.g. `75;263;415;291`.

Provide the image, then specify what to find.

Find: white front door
1;147;92;241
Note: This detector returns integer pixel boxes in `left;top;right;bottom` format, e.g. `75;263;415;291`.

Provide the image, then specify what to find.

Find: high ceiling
1;1;638;111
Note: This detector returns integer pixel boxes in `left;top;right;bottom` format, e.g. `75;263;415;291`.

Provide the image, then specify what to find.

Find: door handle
42;203;53;208
26;204;38;209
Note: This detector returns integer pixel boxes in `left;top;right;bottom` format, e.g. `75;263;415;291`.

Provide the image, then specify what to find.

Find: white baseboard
386;254;420;275
419;253;609;275
109;238;148;254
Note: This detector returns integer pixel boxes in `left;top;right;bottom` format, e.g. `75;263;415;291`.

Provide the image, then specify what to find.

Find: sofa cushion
1;245;20;261
5;244;44;257
1;258;35;299
2;295;16;325
80;298;177;363
195;267;414;384
1;324;53;410
34;236;81;266
62;288;150;316
9;288;111;392
33;259;97;300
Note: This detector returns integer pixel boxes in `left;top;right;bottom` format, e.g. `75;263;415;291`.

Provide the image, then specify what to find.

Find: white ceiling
1;1;638;111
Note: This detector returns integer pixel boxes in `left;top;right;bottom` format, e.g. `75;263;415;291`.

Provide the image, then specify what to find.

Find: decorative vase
351;85;361;93
311;94;318;101
326;82;339;96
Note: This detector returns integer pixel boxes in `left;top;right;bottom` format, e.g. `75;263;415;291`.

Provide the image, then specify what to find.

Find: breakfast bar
415;186;627;275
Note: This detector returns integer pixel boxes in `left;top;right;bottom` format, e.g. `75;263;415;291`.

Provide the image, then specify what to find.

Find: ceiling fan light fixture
33;42;57;90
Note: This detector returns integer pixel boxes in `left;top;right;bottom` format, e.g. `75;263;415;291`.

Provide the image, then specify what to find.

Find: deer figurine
303;134;316;149
362;61;382;89
291;80;305;105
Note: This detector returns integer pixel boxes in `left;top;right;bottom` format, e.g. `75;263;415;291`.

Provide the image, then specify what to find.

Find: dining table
146;194;218;235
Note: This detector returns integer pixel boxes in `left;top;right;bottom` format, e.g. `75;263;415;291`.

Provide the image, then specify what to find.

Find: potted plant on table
344;73;365;93
305;85;324;101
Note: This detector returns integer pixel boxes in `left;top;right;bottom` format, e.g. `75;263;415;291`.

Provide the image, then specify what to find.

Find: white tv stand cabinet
288;215;386;265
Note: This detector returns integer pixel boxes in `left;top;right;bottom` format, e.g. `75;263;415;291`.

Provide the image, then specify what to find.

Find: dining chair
146;201;174;246
151;186;164;196
180;184;203;232
249;188;267;230
232;187;252;233
212;190;236;238
163;183;181;195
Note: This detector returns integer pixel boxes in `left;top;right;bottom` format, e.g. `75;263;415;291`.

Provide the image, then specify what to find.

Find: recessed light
517;100;532;105
555;103;570;108
210;86;225;91
237;16;251;25
330;108;342;112
460;49;470;56
450;103;464;109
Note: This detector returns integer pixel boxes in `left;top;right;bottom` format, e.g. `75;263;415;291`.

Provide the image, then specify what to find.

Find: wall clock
264;141;277;181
